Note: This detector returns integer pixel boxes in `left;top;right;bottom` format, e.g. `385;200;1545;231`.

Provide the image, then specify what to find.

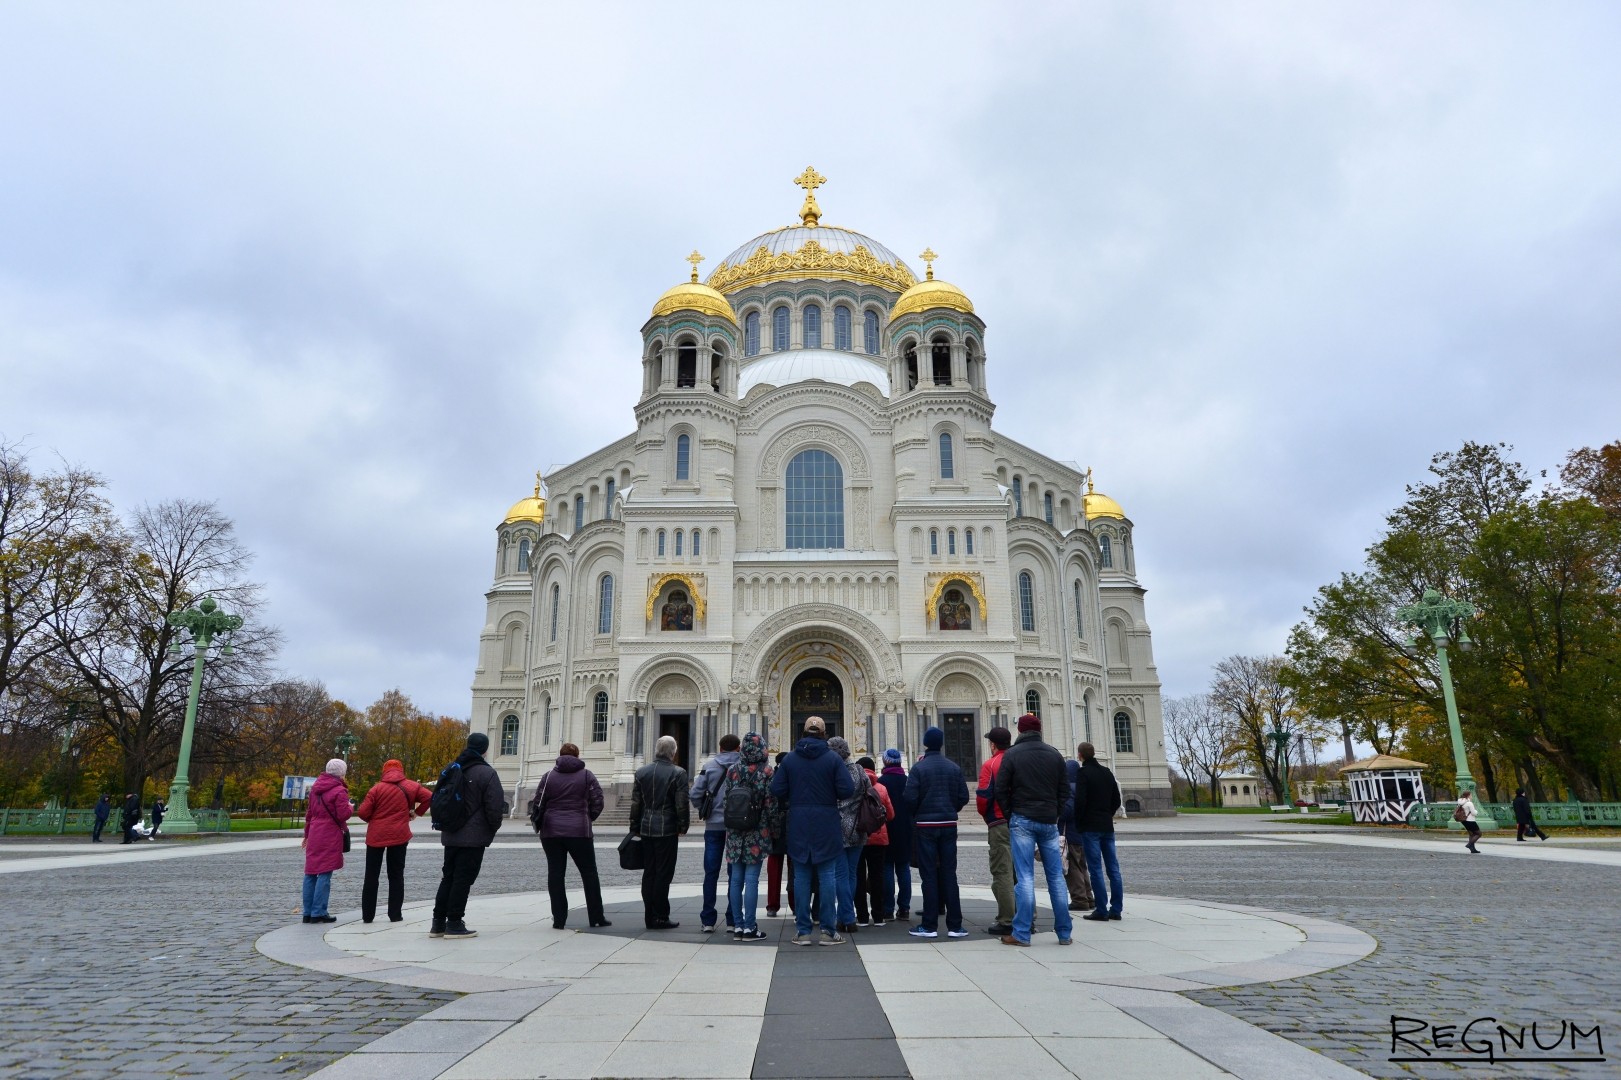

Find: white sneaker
701;925;716;933
947;929;970;938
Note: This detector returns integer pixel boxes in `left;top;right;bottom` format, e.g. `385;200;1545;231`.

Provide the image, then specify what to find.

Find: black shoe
590;919;613;928
1516;837;1526;841
553;922;567;930
647;920;680;930
302;916;314;924
985;922;1012;935
896;908;910;919
314;915;337;923
363;917;375;924
389;916;404;923
1108;913;1122;920
444;920;477;938
429;918;446;938
1082;912;1111;922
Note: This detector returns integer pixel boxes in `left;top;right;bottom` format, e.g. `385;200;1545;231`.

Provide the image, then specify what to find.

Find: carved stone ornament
924;572;989;622
707;239;917;294
730;603;903;690
759;423;870;480
645;573;707;621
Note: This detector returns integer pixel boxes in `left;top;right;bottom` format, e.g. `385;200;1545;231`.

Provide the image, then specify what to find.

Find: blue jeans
701;830;735;928
728;861;762;932
1009;814;1073;943
302;871;333;917
914;826;962;933
1081;831;1123;915
792;858;839;936
838;843;863;926
886;845;911;914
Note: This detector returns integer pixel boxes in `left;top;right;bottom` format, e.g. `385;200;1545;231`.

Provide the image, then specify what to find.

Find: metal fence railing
0;807;233;835
1406;801;1621;829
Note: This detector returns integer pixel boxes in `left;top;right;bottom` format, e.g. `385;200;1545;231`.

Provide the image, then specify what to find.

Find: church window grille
574;495;584;532
803;304;822;349
1012;477;1023;517
500;715;519;756
785;448;844;549
744;311;761;357
773;306;790;351
1114;711;1134;754
1044;492;1054;525
929;529;938;556
939;433;954;478
657;530;666;557
592;692;609;743
675;434;691;480
517;539;530;573
598;574;614;635
1018;571;1036;632
1100;535;1113;567
549;584;560;642
864;310;880;354
947;529;956;555
691;530;700;557
834;305;852;350
677;343;697;388
604;480;615;519
1025;688;1041;718
1073;581;1084;637
674;530;683;557
965;530;975;555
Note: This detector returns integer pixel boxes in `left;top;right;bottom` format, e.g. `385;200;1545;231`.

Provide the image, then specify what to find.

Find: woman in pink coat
302;759;353;923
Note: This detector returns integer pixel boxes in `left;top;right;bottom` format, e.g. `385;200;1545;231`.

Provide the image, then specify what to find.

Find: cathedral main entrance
940;712;978;777
790;668;843;741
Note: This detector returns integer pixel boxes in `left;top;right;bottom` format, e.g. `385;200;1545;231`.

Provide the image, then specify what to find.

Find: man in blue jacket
903;727;970;939
770;717;853;946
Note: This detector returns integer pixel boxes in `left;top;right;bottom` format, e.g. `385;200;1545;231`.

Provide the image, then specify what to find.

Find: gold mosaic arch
924;572;989;622
645;573;707;621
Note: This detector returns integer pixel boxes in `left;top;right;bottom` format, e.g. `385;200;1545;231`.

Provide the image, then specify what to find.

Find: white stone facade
470;195;1172;816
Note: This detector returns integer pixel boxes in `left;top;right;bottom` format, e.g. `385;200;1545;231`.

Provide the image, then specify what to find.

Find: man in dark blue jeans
903;727;970;939
1073;741;1124;921
691;734;741;932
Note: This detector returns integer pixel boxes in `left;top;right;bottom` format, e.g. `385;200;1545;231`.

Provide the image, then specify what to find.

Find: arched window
938;433;954;479
690;530;701;557
1114;711;1134;754
675;434;691;481
500;714;519;756
931;338;951;384
947;529;956;556
674;530;683;557
592;692;609;743
1012;477;1023;517
744;311;761;357
656;529;666;557
772;306;790;351
965;530;975;556
574;495;584;532
1043;492;1054;525
1073;580;1085;638
1243;785;1251;795
598;574;614;635
677;342;697;388
834;305;852;350
1025;688;1041;718
504;623;523;667
1100;534;1113;568
803;304;822;349
785;448;844;549
929;529;939;556
517;538;531;573
710;343;724;393
542;696;552;743
549;584;560;642
1018;571;1036;632
904;343;918;390
864;310;880;354
604;480;615;520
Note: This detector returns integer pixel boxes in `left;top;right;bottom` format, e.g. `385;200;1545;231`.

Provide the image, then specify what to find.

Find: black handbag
528;772;552;835
617;833;645;871
319;789;351;852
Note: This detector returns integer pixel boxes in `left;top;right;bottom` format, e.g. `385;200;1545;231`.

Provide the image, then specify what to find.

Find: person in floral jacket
725;732;777;940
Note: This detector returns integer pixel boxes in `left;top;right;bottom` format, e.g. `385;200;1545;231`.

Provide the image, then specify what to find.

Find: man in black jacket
630;735;691;929
1512;788;1548;841
993;715;1072;946
1073;741;1123;921
431;732;506;939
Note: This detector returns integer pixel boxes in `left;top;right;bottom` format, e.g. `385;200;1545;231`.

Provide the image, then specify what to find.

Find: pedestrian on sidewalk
829;736;869;934
903;727;969;940
690;733;742;932
1062;758;1094;912
976;726;1014;936
770;716;853;946
534;743;610;930
149;798;165;839
854;756;894;926
301;759;352;924
429;732;505;938
1512;788;1548;842
119;792;141;844
877;749;912;920
1074;742;1124;922
355;757;433;923
629;735;690;930
994;715;1073;947
1456;790;1482;853
725;732;776;940
765;752;788;918
91;794;110;843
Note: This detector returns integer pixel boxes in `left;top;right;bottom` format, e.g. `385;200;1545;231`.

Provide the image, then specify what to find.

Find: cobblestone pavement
1;831;1614;1078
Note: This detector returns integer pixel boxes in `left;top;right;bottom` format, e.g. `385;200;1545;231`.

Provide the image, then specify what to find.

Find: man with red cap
993;714;1073;946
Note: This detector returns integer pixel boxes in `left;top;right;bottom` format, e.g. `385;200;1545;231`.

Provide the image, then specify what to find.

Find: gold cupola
651;251;739;326
889;248;974;319
1082;468;1126;521
504;471;548;524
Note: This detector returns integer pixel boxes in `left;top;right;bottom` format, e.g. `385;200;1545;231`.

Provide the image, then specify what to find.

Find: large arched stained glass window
1114;711;1134;754
772;306;790;351
500;714;519;756
1024;688;1041;719
834;305;852;351
744;311;761;357
593;692;609;743
675;434;691;480
785;448;844;549
1018;570;1036;632
803;304;822;349
598;574;614;635
939;433;954;478
549;584;560;642
864;310;880;354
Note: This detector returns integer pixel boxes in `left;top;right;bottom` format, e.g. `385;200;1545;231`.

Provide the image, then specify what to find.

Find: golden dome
889;248;974;320
651;251;739;326
503;473;547;524
1083;469;1126;521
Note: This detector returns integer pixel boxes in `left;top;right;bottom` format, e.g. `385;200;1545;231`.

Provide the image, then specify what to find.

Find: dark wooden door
790;668;843;741
940;712;978;779
658;713;693;775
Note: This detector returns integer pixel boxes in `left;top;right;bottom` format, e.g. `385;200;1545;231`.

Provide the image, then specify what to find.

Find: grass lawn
1174;806;1277;814
229;817;304;832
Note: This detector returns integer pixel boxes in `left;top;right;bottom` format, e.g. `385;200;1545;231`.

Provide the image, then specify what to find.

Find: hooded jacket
357;760;433;848
537;754;604;839
877;764;913;851
439;748;506;848
994;730;1069;825
769;736;854;864
691;749;742;831
904;749;969;826
303;771;352;874
724;733;776;866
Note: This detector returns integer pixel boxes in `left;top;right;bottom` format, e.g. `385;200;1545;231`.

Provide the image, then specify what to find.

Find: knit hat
828;736;851;759
883;748;903;766
1017;713;1041;733
467;731;490;755
923;727;944;750
324;758;347;777
984;726;1012;749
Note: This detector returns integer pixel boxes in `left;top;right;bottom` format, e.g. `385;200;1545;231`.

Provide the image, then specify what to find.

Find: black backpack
430;760;472;832
723;771;762;832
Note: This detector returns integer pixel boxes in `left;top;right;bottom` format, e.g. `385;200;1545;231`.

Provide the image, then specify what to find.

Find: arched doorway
790;668;844;741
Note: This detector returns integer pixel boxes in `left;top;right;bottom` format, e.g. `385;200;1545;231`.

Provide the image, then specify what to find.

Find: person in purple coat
536;743;610;930
301;759;352;924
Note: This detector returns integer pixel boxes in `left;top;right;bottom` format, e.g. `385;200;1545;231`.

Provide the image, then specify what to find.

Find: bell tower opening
790;668;844;741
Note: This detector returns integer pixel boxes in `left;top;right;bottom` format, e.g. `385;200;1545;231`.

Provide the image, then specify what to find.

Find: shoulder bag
528;771;553;835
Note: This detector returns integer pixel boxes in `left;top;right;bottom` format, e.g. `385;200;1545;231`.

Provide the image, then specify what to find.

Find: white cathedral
471;170;1172;816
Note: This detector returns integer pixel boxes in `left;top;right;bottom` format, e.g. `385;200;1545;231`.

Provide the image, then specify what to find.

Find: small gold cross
793;166;826;194
686;250;704;282
919;247;938;280
794;167;826;226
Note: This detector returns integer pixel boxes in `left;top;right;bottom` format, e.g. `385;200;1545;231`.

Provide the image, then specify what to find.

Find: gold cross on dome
793;166;826;194
793;166;826;226
919;247;938;280
686;250;704;282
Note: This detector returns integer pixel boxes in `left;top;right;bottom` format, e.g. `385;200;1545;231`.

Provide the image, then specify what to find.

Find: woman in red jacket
356;758;434;923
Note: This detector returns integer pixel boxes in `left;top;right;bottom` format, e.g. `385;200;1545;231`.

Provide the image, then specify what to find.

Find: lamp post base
160;783;199;835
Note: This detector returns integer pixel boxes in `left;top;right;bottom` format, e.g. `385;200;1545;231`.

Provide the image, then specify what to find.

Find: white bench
1269;804;1293;812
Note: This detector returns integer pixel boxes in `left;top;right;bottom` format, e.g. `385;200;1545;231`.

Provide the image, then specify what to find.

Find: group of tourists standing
89;792;164;843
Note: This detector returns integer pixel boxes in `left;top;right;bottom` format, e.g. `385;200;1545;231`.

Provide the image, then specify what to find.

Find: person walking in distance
534;743;611;930
1512;788;1548;842
91;794;111;843
1074;742;1124;922
630;735;690;929
355;758;433;923
994;715;1073;946
690;733;742;932
853;757;894;927
975;726;1015;936
301;759;352;924
1456;790;1482;854
903;727;970;940
877;749;913;921
724;732;777;940
429;732;506;939
149;798;165;839
770;717;854;946
1061;757;1095;913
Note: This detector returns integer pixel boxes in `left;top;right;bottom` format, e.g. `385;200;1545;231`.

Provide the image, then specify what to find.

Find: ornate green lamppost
1396;588;1495;830
1268;728;1292;805
335;732;360;762
163;597;242;835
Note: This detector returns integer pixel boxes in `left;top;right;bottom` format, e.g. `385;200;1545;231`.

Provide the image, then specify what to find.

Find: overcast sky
3;3;1618;720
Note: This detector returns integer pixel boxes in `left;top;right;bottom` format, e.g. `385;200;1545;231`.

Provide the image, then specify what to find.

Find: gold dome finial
1085;466;1094;494
793;165;826;226
686;250;704;283
919;247;938;281
534;469;545;499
